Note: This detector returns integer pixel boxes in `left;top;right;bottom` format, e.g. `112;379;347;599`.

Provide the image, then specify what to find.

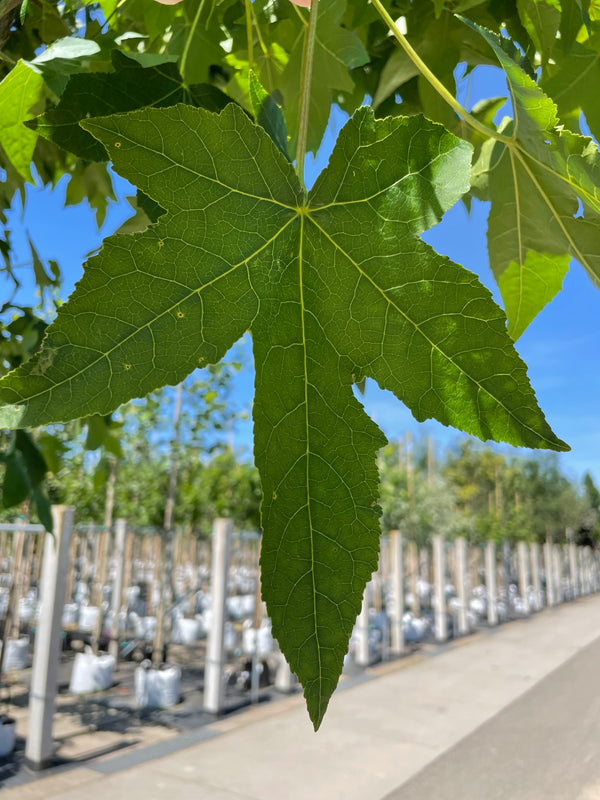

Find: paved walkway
6;595;600;800
383;634;600;800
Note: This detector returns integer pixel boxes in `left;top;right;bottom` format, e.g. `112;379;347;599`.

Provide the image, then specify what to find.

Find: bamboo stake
9;528;26;640
409;540;419;615
64;527;78;604
122;529;134;607
148;534;160;612
22;531;34;598
92;527;110;653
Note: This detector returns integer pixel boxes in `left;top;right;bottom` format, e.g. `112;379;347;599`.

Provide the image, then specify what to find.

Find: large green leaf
465;19;600;337
0;104;567;726
0;59;44;181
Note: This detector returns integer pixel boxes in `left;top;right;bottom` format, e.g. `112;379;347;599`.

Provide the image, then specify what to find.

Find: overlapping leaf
0;103;567;726
517;0;561;66
466;19;600;338
30;51;231;161
542;39;600;141
0;60;44;180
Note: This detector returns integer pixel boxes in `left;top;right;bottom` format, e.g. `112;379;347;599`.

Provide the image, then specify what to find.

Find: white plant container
18;597;36;623
135;662;181;709
69;651;115;694
226;594;255;620
141;616;157;640
242;621;274;656
78;605;100;632
62;603;79;626
224;621;236;652
1;636;29;671
0;717;16;756
172;617;201;646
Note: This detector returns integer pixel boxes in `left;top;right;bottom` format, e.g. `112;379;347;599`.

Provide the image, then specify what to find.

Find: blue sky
3;64;600;486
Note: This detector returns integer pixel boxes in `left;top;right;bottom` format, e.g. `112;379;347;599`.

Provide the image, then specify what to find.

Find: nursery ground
3;593;600;800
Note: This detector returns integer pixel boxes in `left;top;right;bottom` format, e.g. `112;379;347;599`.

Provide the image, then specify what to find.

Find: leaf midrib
298;213;324;727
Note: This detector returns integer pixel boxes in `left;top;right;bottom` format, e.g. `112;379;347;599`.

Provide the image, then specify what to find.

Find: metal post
203;518;232;714
455;537;469;635
25;507;74;770
409;541;420;616
433;534;447;643
579;548;587;595
567;534;579;599
584;547;592;594
502;541;511;617
530;543;542;611
544;542;554;607
355;582;371;667
389;530;404;657
485;540;498;626
517;541;530;615
553;544;563;604
109;519;127;661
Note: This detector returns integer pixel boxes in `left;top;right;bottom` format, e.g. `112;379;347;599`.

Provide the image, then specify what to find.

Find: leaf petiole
368;0;512;147
244;0;254;72
295;0;320;191
180;0;207;83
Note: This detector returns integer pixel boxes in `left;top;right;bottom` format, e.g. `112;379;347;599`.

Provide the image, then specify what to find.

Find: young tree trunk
122;530;134;607
9;527;26;640
64;528;79;604
92;527;109;654
153;382;183;666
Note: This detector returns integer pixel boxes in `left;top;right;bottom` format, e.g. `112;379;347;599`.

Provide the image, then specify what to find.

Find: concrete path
7;594;600;800
383;634;600;800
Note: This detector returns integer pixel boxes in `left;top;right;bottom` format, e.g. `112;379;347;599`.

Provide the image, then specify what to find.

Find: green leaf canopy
0;60;44;181
467;19;600;339
30;51;232;162
0;103;567;726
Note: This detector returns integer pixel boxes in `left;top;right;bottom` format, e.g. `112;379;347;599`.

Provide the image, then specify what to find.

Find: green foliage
379;440;462;545
31;51;232;161
468;19;600;337
442;439;585;543
0;0;599;726
0;100;567;727
46;363;249;529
